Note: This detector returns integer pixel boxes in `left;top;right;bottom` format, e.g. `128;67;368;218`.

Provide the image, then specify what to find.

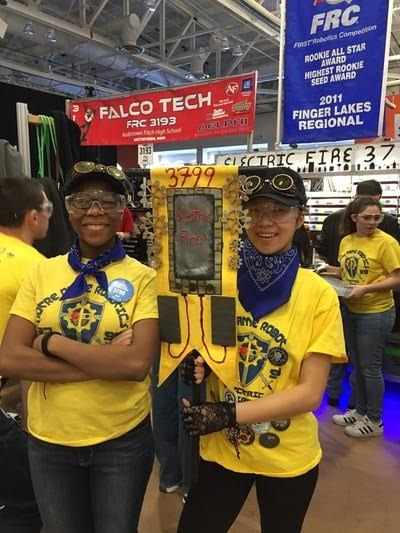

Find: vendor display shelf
305;170;400;232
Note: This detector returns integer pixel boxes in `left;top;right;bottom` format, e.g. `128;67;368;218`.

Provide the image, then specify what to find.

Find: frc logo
314;0;352;5
310;0;359;35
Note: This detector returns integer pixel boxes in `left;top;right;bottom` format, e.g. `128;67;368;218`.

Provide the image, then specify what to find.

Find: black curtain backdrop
0;82;116;177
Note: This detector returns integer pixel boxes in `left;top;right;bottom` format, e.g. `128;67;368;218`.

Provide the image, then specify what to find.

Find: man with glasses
0;177;51;532
315;179;400;409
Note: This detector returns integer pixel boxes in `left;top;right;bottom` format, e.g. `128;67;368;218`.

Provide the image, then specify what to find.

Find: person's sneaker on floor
332;408;364;427
344;416;383;438
160;483;181;494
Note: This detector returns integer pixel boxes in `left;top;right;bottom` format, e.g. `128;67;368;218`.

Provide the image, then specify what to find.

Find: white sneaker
344;416;383;438
332;409;364;427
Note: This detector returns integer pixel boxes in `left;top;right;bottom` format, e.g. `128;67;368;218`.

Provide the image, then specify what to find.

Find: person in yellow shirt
0;176;51;533
325;196;400;437
178;167;347;533
0;163;159;533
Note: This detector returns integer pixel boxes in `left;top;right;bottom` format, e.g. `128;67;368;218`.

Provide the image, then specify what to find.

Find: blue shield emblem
238;333;269;387
59;299;104;343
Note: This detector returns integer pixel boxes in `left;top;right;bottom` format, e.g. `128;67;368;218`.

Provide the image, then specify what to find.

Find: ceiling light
23;21;34;36
47;28;57;42
220;37;230;51
145;0;157;11
185;72;210;81
232;45;243;57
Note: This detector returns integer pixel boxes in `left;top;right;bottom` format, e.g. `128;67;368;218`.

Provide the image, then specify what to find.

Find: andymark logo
238;332;269;387
59;298;104;343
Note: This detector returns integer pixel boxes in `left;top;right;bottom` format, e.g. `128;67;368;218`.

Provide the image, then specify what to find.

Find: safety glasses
72;161;126;181
357;213;384;222
39;200;53;218
247;203;298;224
65;191;125;214
241;174;297;197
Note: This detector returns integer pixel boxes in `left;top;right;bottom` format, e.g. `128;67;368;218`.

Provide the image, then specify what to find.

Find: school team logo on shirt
238;332;269;387
344;254;359;279
59;298;104;343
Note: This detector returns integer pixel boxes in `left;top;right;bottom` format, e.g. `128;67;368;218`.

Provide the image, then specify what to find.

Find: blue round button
107;278;134;303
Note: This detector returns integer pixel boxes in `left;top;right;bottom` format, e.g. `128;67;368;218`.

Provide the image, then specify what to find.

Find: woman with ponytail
327;195;400;437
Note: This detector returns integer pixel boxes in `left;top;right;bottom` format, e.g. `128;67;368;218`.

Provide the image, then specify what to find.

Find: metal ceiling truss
0;0;398;104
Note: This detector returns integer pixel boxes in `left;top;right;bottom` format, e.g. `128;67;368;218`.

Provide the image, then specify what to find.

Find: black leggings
178;459;319;533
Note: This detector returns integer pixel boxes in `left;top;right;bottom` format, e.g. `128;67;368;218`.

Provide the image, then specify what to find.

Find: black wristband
41;332;61;358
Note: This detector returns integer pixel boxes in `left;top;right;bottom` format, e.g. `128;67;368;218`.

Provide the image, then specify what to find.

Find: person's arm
182;354;331;433
235;354;330;424
323;265;342;278
0;316;91;383
33;318;159;381
344;268;400;300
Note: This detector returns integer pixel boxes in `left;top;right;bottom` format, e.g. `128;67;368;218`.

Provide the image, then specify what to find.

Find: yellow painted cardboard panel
150;165;241;387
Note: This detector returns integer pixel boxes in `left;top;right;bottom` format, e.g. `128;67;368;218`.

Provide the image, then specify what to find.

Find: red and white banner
69;73;257;146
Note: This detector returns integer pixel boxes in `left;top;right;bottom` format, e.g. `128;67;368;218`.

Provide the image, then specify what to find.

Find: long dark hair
341;196;382;236
294;225;312;267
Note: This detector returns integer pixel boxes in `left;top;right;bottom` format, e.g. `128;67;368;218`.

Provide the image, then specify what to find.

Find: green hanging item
36;115;63;182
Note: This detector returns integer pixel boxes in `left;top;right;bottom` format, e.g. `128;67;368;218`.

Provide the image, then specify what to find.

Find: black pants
178;459;319;533
0;410;42;533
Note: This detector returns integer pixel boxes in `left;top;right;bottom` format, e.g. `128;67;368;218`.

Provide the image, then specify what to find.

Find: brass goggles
65;191;125;214
72;161;126;181
241;173;297;197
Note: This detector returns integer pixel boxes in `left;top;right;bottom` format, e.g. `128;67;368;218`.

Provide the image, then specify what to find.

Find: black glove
180;350;211;385
181;401;236;436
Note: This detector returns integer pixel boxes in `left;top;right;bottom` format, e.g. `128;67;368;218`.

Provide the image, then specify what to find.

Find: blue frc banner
283;0;392;144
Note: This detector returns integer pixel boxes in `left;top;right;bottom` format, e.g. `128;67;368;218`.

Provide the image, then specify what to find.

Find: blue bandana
61;238;126;301
238;240;299;320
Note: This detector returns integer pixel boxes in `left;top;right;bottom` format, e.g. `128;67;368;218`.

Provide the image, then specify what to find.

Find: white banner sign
138;143;154;166
215;142;400;173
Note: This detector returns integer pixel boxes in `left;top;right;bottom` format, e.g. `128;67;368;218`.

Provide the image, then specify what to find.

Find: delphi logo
311;0;359;35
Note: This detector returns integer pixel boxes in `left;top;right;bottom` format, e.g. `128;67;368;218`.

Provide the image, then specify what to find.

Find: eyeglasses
72;161;126;181
241;174;297;198
357;213;384;222
39;200;53;218
246;203;298;224
65;191;125;214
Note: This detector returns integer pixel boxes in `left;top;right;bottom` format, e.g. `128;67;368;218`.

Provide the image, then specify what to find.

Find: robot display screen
168;188;222;294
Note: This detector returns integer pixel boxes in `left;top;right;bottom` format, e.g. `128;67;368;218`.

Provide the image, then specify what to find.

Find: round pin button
271;418;291;431
259;432;280;449
107;278;134;303
239;426;255;446
268;347;289;366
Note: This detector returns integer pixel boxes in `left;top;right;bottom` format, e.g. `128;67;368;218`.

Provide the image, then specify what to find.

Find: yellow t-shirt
339;229;400;313
11;254;158;446
0;233;44;343
200;269;347;478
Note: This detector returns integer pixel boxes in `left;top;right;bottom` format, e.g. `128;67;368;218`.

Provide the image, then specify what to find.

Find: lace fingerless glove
181;401;236;436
